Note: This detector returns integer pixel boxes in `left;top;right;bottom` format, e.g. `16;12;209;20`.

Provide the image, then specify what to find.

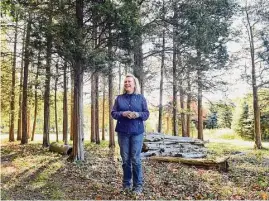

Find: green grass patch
33;161;63;182
84;140;110;148
43;183;65;200
204;128;242;140
206;141;269;156
0;189;11;200
206;142;250;157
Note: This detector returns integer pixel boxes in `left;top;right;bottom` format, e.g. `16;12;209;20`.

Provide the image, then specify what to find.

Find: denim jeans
118;132;144;188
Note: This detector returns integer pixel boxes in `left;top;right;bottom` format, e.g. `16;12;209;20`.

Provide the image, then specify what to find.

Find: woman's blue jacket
111;93;150;135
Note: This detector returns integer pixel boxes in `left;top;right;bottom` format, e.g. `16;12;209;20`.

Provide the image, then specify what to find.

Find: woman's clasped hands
122;111;139;119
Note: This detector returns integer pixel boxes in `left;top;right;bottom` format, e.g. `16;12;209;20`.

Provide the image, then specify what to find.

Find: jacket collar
124;92;135;96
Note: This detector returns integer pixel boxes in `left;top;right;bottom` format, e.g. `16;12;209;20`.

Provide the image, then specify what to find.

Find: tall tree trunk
17;23;26;141
63;61;68;145
133;5;143;94
186;72;191;137
9;13;18;142
71;0;84;161
72;60;84;161
70;70;74;141
179;86;186;137
27;109;31;139
95;73;100;144
252;73;262;149
158;28;165;133
102;79;105;141
133;32;144;94
172;9;178;136
118;65;121;94
177;51;186;137
91;73;96;142
55;63;59;142
21;13;32;145
246;11;262;149
108;24;115;147
43;0;53;147
31;50;41;141
197;51;203;140
93;14;100;144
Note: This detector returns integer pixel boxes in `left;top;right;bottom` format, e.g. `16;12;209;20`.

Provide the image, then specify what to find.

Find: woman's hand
127;112;139;119
123;111;139;119
122;111;131;117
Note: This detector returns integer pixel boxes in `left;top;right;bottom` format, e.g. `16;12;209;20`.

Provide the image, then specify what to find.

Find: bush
261;112;269;140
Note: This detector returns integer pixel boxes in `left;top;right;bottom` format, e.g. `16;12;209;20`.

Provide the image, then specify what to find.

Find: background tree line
1;0;268;161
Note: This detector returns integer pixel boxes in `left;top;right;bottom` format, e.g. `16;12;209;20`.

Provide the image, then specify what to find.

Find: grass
204;128;243;140
1;130;269;200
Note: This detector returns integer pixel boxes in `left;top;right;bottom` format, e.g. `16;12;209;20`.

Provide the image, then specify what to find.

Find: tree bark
21;13;32;145
197;50;203;140
91;73;96;142
246;10;262;149
72;61;84;160
180;86;187;137
71;0;85;161
133;6;144;94
31;49;41;141
17;23;26;141
55;63;59;142
70;70;74;141
9;13;18;142
63;62;68;145
108;24;115;147
118;65;121;94
158;28;165;133
186;72;191;137
133;32;144;94
95;73;100;144
43;0;53;147
27;109;31;139
102;79;105;141
93;14;100;144
172;7;178;136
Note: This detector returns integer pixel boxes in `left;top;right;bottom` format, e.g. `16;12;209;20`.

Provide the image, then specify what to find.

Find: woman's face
124;77;135;93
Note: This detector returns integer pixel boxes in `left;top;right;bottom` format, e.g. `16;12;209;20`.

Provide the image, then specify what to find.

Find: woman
111;74;150;194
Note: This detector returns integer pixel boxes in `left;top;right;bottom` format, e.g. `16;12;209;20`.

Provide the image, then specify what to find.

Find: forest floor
1;136;269;200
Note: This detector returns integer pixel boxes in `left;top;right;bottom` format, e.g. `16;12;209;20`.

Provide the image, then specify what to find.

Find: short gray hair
122;73;141;94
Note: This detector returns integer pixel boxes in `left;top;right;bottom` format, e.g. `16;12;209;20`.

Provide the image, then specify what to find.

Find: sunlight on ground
2;129;268;149
0;133;117;144
208;139;269;149
204;128;269;149
1;135;268;200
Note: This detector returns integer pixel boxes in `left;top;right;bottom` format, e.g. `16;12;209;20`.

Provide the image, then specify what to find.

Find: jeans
118;132;144;188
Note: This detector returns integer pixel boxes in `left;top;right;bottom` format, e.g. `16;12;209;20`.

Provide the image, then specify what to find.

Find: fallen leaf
261;192;268;200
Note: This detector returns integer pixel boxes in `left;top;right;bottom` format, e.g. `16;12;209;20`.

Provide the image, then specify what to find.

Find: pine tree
236;102;254;139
